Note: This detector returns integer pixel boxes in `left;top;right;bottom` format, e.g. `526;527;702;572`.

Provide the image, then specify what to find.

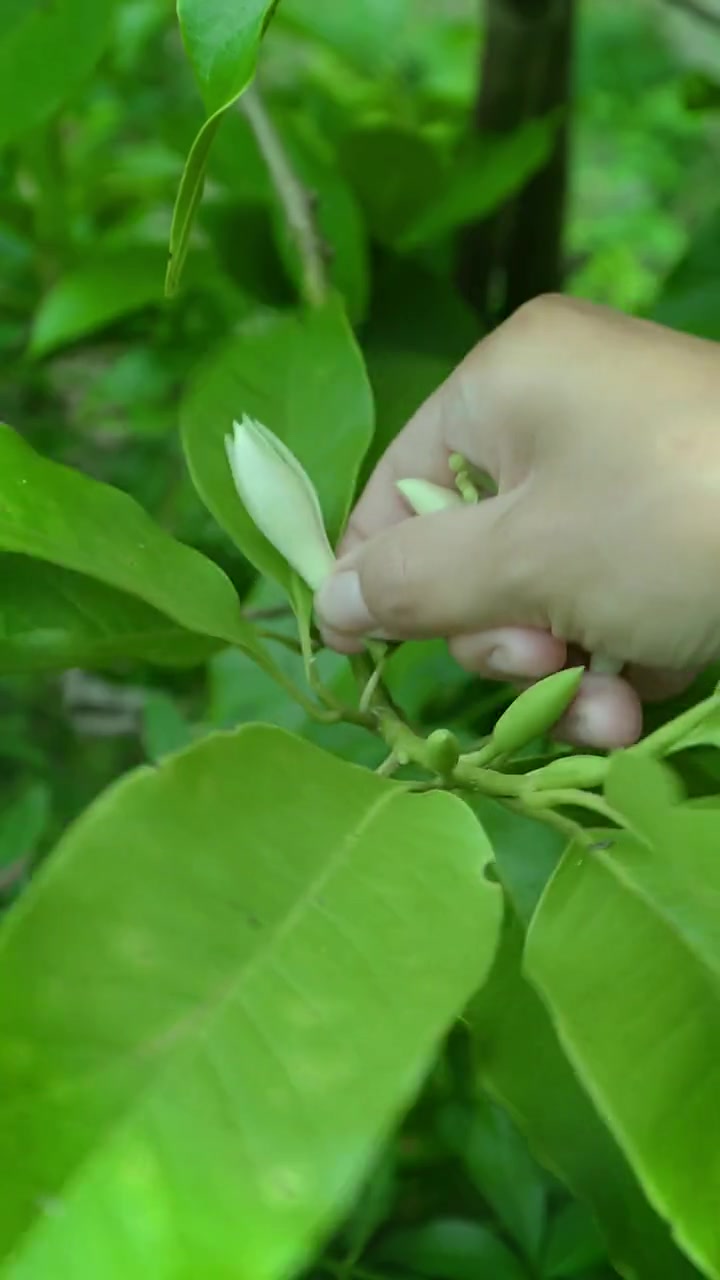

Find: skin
315;295;720;749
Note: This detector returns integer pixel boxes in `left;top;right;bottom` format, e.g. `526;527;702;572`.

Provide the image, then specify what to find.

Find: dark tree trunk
457;0;576;324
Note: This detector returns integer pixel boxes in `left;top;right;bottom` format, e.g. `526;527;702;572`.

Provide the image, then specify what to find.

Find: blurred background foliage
1;1;719;1275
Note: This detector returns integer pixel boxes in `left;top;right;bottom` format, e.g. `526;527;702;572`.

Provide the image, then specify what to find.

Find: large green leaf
181;298;375;588
0;424;255;653
0;555;219;672
30;249;165;358
0;0;115;148
471;913;699;1280
0;725;502;1277
525;755;720;1279
167;0;280;294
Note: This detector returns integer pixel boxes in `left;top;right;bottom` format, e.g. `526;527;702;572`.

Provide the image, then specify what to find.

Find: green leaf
180;299;375;591
542;1202;607;1279
0;555;220;672
278;0;408;76
0;783;49;874
340;126;445;248
0;0;116;148
167;0;280;294
141;693;197;762
0;725;502;1276
526;755;720;1279
361;256;479;484
0;424;256;653
470;913;698;1280
376;1219;529;1280
437;1099;546;1263
178;0;279;117
30;249;165;358
165;114;223;297
399;118;558;250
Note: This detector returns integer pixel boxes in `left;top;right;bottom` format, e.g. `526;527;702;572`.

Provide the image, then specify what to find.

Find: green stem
240;87;329;308
632;692;720;758
524;787;623;826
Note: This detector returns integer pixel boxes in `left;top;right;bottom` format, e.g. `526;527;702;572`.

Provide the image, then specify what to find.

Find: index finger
338;341;506;558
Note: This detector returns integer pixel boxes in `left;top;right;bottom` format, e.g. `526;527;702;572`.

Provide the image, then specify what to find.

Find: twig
240;87;329;308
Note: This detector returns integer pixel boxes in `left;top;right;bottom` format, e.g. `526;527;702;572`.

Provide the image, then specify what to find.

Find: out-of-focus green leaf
542;1201;607;1278
400;118;559;249
652;210;720;340
376;1218;529;1280
0;0;116;148
141;692;197;761
180;298;374;591
470;914;698;1280
278;0;408;76
0;424;257;654
0;783;49;874
526;753;720;1280
340;126;444;247
0;555;220;672
438;1099;546;1262
30;249;165;357
0;725;502;1277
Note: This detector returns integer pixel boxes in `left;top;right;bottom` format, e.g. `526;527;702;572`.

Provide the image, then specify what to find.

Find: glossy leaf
0;0;115;148
0;555;219;672
167;0;280;294
178;0;279;117
526;754;720;1279
0;725;502;1276
0;424;255;653
30;249;165;357
376;1219;529;1280
470;914;698;1280
181;298;374;590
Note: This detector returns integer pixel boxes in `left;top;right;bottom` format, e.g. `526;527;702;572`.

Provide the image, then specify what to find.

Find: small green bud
426;728;460;775
396;478;465;516
524;753;608;792
491;667;584;757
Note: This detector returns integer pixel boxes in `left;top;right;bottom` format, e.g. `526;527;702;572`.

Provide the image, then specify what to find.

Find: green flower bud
525;753;608;791
396;478;465;515
491;667;584;757
426;728;460;775
225;415;335;590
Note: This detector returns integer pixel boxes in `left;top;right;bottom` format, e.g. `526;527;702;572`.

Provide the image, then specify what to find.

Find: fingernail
315;571;375;635
487;644;535;678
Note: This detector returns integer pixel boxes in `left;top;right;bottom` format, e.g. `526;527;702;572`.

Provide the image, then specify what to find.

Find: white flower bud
225;415;336;590
396;478;465;515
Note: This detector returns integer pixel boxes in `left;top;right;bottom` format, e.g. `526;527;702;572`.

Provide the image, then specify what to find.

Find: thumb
316;494;546;645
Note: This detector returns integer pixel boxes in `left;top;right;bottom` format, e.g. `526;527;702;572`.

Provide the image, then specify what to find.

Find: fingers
554;674;643;749
316;495;546;643
449;628;567;680
338;343;511;557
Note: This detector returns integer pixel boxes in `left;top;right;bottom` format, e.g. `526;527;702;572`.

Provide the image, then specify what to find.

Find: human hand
316;295;720;748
